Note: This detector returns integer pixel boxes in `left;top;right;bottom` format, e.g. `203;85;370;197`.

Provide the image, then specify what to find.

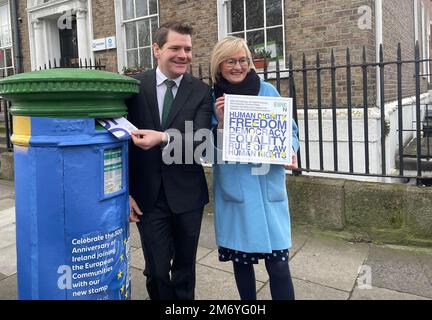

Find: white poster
223;94;293;165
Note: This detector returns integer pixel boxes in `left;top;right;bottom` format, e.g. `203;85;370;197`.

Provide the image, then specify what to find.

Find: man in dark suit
126;22;212;300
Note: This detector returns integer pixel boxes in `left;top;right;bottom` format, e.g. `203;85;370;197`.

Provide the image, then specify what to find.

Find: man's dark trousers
136;185;203;300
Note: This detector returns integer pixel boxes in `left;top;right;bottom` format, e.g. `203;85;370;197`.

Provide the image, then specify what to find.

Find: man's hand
215;96;225;129
129;195;143;222
131;130;165;150
285;153;298;170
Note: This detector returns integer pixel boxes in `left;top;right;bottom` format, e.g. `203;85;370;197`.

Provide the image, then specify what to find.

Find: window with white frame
0;1;13;77
122;0;158;69
218;0;285;68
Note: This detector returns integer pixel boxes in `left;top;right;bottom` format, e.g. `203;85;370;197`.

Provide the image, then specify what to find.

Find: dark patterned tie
162;80;176;129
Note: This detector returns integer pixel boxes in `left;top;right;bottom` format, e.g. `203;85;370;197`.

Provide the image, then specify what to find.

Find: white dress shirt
155;67;183;124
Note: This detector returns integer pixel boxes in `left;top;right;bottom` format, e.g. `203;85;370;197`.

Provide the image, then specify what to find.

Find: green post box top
0;68;140;118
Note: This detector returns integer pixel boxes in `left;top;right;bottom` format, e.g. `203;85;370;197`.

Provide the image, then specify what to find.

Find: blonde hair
210;36;255;83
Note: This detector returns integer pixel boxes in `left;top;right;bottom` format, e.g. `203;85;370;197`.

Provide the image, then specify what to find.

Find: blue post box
0;69;139;299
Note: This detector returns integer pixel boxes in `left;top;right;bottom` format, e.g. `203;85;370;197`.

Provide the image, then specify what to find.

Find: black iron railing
190;42;431;181
37;57;106;70
2;45;432;182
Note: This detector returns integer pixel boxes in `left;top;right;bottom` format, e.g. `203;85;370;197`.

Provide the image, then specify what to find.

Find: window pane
228;0;244;33
0;5;8;27
151;17;158;43
246;0;263;29
266;27;283;59
5;48;12;67
6;67;14;76
125;22;137;49
139;48;152;69
266;0;282;26
136;0;148;17
246;30;264;53
149;0;158;15
127;49;138;68
138;19;150;47
123;0;134;20
3;28;11;46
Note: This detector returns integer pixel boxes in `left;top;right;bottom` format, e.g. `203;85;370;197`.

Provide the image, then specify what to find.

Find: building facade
7;0;429;105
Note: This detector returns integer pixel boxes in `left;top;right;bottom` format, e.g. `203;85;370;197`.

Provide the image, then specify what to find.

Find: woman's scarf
214;69;260;99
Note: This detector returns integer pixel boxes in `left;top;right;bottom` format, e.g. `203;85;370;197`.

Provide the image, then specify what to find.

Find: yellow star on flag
124;238;127;245
281;152;286;158
120;254;124;261
270;153;275;158
117;271;123;279
259;114;265;119
259;150;264;155
271;113;276;118
120;285;125;293
125;291;129;299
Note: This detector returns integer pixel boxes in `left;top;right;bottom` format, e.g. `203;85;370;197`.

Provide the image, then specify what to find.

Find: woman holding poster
210;36;299;300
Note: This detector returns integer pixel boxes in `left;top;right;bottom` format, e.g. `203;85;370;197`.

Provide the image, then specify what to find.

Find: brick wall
159;0;218;78
284;0;376;108
91;0;118;72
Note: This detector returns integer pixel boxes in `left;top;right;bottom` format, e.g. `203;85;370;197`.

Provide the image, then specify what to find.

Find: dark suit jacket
126;69;213;214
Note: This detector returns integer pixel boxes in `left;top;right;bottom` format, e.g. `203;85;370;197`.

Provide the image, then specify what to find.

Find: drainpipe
10;0;23;74
375;0;383;107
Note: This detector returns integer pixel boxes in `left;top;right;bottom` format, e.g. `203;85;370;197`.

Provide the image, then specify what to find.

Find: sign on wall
92;37;117;52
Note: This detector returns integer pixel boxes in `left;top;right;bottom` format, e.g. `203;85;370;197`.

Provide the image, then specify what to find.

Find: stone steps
0;112;11;152
0;123;9;152
424;109;432;137
0;113;10;162
395;138;432;179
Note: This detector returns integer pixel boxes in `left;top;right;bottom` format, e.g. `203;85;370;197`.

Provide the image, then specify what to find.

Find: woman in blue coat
210;36;299;300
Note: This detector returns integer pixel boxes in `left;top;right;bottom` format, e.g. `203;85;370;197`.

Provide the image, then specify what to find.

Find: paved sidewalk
1;179;431;300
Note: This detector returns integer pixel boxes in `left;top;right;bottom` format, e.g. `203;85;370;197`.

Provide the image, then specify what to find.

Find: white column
421;3;427;76
375;0;383;108
76;8;90;64
33;19;46;70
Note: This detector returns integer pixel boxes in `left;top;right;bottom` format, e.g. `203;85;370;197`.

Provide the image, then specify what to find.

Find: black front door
59;17;78;66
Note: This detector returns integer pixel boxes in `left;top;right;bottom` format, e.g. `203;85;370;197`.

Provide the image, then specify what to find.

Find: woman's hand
285;152;298;170
215;96;225;129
